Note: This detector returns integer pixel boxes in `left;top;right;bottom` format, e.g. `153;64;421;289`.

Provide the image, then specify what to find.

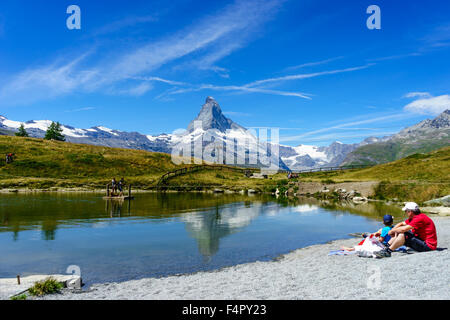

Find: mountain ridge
341;109;450;166
2;100;449;171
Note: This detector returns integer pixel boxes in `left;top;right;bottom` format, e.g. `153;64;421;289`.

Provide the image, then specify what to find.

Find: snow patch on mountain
96;126;119;136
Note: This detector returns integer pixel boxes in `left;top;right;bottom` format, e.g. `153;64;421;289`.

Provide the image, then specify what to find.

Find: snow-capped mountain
277;136;391;171
0;115;171;153
1;97;406;171
0;97;287;170
166;97;288;170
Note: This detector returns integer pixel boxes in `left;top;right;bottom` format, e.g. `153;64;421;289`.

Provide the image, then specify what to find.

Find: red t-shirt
405;213;438;250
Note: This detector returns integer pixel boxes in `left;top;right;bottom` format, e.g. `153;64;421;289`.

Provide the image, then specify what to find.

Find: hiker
375;202;438;258
111;178;117;195
341;214;394;251
118;178;125;196
5;153;14;164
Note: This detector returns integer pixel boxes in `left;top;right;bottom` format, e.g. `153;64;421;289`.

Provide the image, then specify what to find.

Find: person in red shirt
374;202;438;258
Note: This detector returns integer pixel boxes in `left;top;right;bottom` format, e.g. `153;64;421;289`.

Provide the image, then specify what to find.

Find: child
373;215;394;246
341;215;394;251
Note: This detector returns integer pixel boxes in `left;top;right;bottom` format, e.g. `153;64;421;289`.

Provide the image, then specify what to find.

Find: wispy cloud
244;64;374;88
0;0;284;105
130;76;188;86
107;0;283;81
283;56;344;72
65;107;95;113
403;92;431;99
421;23;450;48
92;15;158;36
157;62;371;100
279;112;415;143
166;83;312;99
0;53;99;104
367;52;422;62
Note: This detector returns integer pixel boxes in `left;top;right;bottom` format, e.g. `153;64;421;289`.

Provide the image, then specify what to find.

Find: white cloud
404;94;450;115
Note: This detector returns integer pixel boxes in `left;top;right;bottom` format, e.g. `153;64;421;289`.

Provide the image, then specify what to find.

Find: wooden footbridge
281;164;371;174
156;163;372;187
156;164;256;186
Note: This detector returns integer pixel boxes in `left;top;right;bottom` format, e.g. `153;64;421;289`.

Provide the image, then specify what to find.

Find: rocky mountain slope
341;109;450;165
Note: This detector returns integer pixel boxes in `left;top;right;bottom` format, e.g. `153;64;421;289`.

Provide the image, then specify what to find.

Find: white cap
402;202;419;211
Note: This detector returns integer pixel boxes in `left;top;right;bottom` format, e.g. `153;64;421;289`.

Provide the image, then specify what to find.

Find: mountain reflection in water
0;193;402;283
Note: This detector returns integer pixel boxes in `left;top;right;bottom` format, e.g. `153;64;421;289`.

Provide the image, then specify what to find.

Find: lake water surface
0;193;403;285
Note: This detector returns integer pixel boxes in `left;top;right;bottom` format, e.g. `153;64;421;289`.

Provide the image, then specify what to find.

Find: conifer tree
44;122;65;141
15;123;29;137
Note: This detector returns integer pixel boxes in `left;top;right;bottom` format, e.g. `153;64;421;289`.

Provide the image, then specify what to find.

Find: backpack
354;234;385;258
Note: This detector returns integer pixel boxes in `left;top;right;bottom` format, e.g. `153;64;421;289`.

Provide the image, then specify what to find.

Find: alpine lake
0;192;404;285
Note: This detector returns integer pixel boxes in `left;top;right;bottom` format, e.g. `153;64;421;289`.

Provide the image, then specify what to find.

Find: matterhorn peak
205;96;217;104
187;97;244;133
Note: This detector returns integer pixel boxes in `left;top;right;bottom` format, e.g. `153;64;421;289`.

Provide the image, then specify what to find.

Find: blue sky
0;0;449;146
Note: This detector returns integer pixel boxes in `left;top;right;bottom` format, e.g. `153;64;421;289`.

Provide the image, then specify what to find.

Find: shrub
215;173;225;179
10;293;28;300
28;277;63;296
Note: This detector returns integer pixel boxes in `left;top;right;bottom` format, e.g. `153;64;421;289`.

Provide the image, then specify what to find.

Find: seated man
375;202;437;257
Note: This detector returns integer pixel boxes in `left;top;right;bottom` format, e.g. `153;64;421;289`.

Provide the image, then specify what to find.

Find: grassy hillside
301;146;449;182
1;135;448;202
161;169;287;192
0;135;285;190
343;135;450;166
296;146;450;202
0;135;184;189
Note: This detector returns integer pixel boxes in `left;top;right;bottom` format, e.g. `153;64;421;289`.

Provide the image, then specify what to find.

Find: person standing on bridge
118;178;125;196
111;178;117;195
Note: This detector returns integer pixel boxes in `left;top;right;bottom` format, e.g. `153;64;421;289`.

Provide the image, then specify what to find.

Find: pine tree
15;123;29;137
44;122;65;141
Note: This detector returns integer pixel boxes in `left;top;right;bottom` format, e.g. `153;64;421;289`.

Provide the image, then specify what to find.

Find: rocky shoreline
33;217;450;300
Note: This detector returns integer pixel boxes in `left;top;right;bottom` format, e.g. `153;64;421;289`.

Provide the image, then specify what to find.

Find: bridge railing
278;164;371;174
157;164;254;185
157;164;371;186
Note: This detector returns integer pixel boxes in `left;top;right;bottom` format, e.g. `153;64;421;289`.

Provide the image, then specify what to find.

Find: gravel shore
37;217;450;300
